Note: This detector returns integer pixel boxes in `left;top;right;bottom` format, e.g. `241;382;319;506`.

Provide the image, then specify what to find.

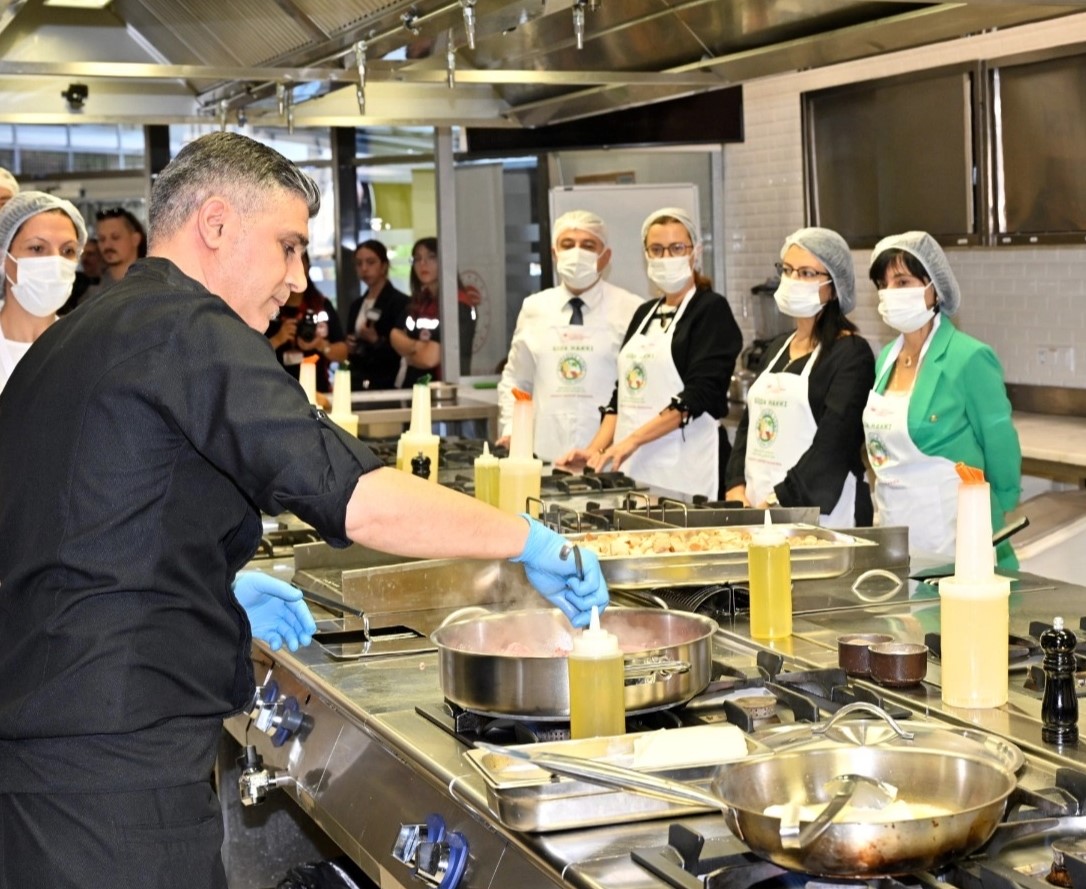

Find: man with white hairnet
0;166;19;209
497;209;642;461
864;230;1021;567
0;190;87;394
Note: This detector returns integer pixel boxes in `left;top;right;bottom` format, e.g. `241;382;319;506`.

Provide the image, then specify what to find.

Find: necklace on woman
901;354;915;368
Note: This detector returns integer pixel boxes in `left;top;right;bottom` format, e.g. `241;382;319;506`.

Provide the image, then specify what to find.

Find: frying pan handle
813;702;916;740
476;744;722;810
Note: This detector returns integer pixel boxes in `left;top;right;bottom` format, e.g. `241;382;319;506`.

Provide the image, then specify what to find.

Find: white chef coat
743;335;856;528
498;278;642;461
862;317;959;558
0;311;34;397
616;288;718;500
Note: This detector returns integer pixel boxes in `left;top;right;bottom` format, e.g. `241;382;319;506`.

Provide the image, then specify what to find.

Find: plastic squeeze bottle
398;379;440;483
329;366;358;436
473;442;500;507
939;463;1011;709
499;390;542;516
568;606;626;739
748;510;792;639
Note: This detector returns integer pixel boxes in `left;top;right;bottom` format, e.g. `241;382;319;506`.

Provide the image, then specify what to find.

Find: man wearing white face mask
497;210;642;461
863;231;1021;567
725;227;875;527
558;207;742;500
0;191;87;394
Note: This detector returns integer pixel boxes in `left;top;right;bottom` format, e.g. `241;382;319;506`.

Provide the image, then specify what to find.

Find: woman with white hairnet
0;190;87;395
558;207;742;500
725;227;875;527
864;231;1020;567
497;209;642;460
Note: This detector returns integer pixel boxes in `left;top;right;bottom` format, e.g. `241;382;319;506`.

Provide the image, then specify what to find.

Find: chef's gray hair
552;210;608;248
148;132;320;246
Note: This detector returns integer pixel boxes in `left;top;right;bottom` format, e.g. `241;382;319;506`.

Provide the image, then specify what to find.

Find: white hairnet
782;227;856;313
641;207;699;249
870;231;961;316
553;210;608;248
0;190;88;257
0;167;18;198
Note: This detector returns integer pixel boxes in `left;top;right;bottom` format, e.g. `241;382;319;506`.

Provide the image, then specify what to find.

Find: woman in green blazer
862;231;1021;567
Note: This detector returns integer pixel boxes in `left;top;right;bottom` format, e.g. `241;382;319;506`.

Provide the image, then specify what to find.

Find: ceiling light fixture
44;0;113;9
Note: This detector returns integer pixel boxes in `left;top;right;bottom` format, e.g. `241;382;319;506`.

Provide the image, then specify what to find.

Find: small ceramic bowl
869;642;929;687
837;633;895;677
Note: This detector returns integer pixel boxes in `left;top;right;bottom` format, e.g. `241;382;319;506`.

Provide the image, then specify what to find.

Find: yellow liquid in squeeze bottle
473;442;500;507
499;393;542;516
748;511;792;639
568;606;626;740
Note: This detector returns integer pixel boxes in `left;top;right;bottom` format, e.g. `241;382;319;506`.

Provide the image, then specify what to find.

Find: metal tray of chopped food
462;724;770;832
567;524;877;589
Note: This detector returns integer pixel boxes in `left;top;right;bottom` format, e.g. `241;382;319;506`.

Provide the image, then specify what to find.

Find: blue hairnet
870;231;961;316
782;227;856;313
0;190;88;257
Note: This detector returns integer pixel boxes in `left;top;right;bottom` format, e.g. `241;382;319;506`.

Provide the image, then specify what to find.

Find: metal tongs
559;543;585;580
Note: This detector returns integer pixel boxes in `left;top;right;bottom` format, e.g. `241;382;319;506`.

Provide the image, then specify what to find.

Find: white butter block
631;723;748;770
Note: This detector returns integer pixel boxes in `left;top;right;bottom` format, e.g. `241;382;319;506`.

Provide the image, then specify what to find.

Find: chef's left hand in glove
511;516;609;628
233;571;318;652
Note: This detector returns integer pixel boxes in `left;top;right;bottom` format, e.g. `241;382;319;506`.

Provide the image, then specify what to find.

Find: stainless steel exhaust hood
0;0;1079;127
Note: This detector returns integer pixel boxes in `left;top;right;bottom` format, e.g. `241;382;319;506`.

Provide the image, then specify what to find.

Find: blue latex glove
510;516;609;628
232;571;318;652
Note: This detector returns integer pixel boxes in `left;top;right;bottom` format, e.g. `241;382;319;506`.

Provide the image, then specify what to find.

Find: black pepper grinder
1041;616;1079;745
410;451;432;480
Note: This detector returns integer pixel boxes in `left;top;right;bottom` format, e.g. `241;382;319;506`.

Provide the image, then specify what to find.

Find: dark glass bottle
1041;616;1079;745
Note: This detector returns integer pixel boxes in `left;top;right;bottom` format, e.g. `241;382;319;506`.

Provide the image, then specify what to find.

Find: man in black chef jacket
0;132;607;889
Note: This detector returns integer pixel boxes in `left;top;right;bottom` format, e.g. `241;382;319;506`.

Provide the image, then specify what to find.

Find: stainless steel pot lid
752;702;1025;776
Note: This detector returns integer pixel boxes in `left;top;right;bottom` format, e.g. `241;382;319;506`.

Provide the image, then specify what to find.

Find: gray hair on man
148;132;321;247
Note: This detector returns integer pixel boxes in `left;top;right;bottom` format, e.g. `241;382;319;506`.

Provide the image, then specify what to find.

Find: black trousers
0;781;227;889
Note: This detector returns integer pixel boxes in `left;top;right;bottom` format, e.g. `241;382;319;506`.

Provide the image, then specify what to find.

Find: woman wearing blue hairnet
863;231;1021;567
725;227;875;527
0;191;87;395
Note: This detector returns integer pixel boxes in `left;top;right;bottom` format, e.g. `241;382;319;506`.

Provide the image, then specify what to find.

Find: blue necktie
569;297;585;326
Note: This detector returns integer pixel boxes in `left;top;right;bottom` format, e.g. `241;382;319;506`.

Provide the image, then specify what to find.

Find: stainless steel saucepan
431;607;716;719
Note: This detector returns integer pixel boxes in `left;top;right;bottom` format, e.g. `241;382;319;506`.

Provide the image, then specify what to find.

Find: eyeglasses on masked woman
775;261;830;282
646;242;693;259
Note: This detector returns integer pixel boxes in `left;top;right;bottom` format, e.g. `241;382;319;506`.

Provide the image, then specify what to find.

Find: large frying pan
431;607;716;719
484;705;1027;878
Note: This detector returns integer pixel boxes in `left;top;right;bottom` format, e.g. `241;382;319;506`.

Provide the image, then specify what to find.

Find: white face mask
878;284;935;333
773;277;825;318
6;254;78;317
555;246;601;291
646;256;693;295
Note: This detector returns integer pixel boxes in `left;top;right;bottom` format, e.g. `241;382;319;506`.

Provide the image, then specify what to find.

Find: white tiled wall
723;13;1086;388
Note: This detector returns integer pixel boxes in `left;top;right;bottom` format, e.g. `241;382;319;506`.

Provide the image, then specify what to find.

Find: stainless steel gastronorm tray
463;729;770;832
567;523;878;589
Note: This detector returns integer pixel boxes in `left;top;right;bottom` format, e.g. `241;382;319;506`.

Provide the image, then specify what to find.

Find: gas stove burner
417;698;689;747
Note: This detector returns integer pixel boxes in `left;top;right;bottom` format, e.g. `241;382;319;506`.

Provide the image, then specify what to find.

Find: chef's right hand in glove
510;516;609;628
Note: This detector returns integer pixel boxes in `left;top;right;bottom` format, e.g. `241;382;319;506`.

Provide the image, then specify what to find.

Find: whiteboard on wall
549;183;700;299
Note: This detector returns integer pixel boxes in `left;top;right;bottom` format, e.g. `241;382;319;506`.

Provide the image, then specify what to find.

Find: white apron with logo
743;336;856;528
615;290;718;500
526;315;617;462
862;326;959;558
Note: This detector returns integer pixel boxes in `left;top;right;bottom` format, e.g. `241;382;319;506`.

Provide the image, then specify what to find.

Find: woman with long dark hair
725;227;875;527
346;239;408;390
